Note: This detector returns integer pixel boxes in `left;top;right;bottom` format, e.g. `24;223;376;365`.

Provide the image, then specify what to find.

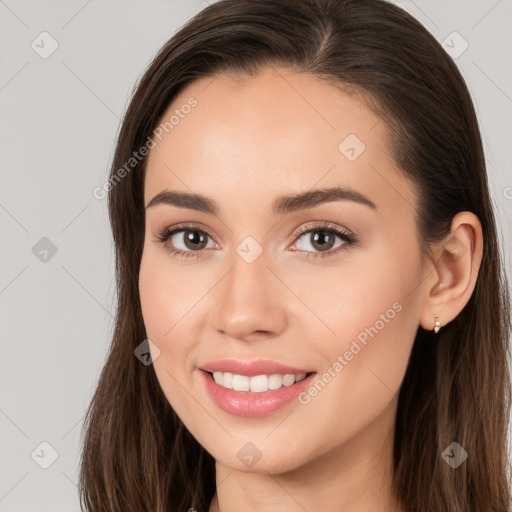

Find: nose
210;253;288;343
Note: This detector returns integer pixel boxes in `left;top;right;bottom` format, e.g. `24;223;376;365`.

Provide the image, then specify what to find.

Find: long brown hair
78;0;512;510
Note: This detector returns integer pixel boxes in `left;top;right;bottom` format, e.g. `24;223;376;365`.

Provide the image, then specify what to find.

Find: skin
138;66;483;512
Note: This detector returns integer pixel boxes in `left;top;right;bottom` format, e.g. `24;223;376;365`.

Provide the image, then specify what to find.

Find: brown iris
182;229;209;251
307;230;336;252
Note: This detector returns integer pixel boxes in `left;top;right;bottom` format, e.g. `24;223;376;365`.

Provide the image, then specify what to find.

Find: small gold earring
433;314;441;334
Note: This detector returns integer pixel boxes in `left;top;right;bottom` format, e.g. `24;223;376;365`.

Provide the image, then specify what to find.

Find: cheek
139;258;170;342
138;246;199;342
289;297;417;461
138;249;192;385
300;244;422;425
138;245;210;382
312;284;415;406
139;250;202;419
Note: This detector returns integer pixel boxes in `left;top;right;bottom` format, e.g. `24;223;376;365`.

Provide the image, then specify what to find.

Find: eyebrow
145;185;377;216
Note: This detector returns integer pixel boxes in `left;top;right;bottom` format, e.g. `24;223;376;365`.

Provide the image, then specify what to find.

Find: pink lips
198;359;316;417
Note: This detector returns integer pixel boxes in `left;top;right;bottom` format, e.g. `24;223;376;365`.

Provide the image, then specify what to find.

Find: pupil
312;231;334;251
185;230;206;250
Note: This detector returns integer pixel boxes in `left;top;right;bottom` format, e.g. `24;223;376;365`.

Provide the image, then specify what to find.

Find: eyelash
153;221;358;261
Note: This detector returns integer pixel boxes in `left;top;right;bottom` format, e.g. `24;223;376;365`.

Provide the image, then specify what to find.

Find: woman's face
139;66;426;474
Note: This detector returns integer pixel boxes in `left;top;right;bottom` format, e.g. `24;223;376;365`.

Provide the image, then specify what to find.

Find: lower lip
199;370;316;417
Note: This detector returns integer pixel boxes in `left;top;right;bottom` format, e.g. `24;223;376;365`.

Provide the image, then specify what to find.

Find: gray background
0;0;511;510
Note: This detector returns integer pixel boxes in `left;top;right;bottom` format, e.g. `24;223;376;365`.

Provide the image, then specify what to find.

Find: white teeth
268;374;283;390
282;374;295;387
232;374;250;391
223;372;234;389
249;374;268;392
211;371;308;392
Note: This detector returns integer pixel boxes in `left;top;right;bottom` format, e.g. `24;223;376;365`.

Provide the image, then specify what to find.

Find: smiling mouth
204;370;316;393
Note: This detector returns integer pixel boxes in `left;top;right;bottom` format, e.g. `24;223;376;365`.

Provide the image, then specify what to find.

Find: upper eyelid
294;221;354;237
161;222;217;242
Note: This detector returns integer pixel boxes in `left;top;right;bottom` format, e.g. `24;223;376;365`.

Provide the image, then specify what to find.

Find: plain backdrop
1;0;511;510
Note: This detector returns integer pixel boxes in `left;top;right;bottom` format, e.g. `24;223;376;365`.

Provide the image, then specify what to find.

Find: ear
419;211;483;332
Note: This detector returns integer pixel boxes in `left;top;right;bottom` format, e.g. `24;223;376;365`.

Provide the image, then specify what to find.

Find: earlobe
419;211;483;332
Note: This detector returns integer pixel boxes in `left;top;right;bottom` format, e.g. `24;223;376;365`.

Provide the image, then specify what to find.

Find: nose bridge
211;246;287;339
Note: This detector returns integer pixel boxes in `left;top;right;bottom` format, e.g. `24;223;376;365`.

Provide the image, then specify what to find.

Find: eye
290;221;357;259
153;221;357;260
153;224;217;259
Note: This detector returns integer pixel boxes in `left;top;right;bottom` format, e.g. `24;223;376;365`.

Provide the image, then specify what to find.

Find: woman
78;0;511;511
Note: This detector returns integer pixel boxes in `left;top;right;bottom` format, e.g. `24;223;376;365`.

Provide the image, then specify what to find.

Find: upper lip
199;359;315;376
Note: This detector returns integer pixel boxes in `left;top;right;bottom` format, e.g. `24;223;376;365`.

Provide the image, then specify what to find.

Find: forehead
143;66;414;219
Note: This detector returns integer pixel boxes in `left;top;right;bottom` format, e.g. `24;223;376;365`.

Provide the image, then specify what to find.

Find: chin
206;437;312;476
